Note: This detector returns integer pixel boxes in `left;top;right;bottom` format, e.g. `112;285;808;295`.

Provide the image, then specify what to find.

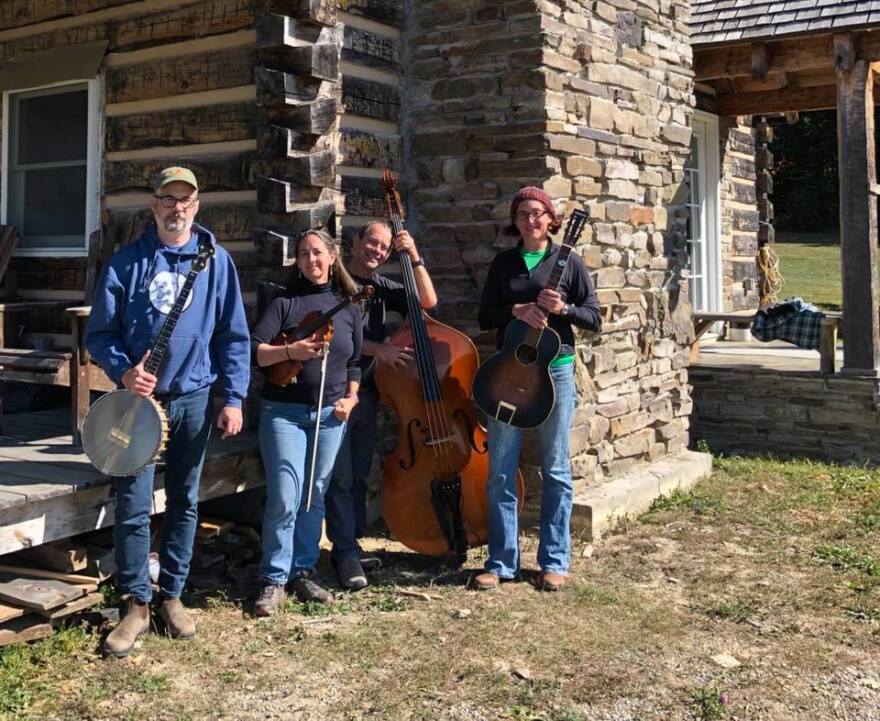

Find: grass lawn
1;454;878;720
773;230;842;310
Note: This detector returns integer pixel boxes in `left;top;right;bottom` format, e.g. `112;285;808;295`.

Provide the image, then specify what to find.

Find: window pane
12;166;87;248
15;88;87;165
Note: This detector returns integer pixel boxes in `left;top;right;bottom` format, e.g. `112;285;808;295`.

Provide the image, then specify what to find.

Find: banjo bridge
108;427;132;449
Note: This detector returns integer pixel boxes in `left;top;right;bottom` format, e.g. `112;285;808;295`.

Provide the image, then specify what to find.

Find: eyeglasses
154;194;198;209
515;210;549;222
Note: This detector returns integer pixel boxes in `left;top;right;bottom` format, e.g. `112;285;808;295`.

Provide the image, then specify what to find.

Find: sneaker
103;597;150;658
155;596;195;639
254;584;286;617
289;575;335;605
335;557;368;591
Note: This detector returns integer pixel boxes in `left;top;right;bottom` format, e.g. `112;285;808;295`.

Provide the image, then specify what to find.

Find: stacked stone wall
691;366;880;464
403;0;697;498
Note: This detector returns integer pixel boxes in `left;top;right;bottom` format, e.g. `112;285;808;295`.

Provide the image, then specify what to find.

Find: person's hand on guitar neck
122;351;158;397
513;302;549;330
537;289;567;316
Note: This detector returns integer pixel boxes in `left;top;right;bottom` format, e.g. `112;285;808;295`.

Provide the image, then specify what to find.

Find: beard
162;214;192;235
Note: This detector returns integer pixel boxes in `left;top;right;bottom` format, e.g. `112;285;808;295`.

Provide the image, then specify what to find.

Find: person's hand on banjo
122;351;157;397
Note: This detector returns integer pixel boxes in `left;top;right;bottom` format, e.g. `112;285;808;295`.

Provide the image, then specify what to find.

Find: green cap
154;166;199;193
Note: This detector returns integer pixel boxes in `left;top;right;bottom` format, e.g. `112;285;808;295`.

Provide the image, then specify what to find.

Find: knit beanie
510;186;561;234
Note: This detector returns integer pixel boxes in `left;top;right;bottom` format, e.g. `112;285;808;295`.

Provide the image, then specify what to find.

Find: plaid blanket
750;298;824;350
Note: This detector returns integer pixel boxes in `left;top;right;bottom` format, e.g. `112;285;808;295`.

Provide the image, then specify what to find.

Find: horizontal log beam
339;127;401;169
342;25;400;70
106;102;258;152
713;83;880;116
104;154;257;194
337;0;402;27
256;0;337;25
695;32;880;81
106;47;257;104
342;75;399;122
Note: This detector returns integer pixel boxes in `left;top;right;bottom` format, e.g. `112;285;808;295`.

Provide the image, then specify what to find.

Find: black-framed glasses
515;210;549;222
154;194;198;209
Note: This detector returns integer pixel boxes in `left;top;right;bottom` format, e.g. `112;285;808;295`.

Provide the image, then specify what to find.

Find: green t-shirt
520;249;574;367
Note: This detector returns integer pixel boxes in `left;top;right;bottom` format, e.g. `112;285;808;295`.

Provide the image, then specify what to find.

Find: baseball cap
154;167;199;194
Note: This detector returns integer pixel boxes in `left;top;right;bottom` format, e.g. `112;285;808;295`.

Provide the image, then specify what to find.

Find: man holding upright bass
326;220;438;590
85;167;250;657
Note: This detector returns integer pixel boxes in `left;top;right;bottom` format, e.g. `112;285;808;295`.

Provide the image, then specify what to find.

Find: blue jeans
326;386;378;561
485;363;576;578
113;388;212;602
259;399;346;585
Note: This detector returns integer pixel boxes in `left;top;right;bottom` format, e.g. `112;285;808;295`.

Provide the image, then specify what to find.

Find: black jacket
478;242;602;354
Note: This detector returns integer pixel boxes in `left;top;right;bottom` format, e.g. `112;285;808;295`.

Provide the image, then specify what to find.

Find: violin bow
305;337;331;513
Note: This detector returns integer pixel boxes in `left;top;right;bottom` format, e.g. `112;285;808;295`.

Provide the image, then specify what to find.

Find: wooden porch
694;25;880;374
0;408;263;558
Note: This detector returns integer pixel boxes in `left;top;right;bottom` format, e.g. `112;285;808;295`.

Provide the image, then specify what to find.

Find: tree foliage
769;110;839;231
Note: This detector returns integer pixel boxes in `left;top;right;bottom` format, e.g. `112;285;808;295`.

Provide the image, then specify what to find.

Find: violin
375;169;524;562
267;286;374;387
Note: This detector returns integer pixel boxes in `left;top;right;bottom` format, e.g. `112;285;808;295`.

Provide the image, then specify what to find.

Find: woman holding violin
475;187;602;592
252;229;363;615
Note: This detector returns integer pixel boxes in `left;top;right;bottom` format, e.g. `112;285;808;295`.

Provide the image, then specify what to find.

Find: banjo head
82;391;168;477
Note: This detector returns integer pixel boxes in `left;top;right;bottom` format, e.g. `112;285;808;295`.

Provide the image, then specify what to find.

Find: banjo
82;237;214;477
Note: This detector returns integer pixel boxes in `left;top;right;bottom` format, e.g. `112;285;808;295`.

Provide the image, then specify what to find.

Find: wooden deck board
0;407;263;554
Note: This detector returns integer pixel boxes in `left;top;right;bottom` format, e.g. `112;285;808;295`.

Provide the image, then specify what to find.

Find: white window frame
688;110;722;313
1;76;102;258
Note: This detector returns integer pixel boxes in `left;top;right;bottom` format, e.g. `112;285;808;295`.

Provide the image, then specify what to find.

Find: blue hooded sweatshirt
85;222;250;408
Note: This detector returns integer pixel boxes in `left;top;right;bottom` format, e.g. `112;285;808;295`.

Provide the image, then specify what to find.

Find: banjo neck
143;235;213;377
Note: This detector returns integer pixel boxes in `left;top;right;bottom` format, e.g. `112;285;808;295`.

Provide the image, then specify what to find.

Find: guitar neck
544;243;574;293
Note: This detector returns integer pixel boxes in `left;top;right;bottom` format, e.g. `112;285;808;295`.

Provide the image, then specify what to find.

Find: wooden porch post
835;36;880;372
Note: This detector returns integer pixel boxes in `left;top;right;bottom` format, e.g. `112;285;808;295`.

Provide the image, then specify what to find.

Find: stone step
523;449;712;541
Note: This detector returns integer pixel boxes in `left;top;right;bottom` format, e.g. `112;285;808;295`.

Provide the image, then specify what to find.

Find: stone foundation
690;365;880;464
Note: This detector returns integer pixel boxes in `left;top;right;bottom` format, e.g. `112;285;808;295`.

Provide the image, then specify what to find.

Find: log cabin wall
1;0;259;344
0;0;345;346
717;115;760;312
336;1;403;240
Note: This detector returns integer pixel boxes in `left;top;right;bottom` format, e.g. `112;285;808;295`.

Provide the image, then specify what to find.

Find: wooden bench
691;310;841;374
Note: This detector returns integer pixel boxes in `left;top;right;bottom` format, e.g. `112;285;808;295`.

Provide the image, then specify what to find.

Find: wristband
285;344;293;361
411;257;425;269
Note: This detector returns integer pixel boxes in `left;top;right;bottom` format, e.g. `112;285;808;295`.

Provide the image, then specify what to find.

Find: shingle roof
691;0;880;46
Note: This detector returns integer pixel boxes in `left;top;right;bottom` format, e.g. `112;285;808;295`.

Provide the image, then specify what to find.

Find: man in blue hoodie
86;167;250;657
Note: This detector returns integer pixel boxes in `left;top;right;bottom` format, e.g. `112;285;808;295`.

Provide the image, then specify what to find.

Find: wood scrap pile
0;515;259;647
0;538;115;647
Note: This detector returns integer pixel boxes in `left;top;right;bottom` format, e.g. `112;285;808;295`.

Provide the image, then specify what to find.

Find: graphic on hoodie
149;271;195;315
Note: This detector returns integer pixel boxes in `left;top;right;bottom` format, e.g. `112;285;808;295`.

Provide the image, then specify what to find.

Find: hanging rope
756;243;783;306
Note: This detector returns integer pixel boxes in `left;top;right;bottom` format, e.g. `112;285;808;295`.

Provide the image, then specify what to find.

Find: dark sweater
478;242;602;354
353;271;408;375
252;280;362;406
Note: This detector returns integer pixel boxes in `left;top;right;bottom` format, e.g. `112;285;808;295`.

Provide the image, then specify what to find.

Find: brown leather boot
472;572;500;591
155;597;196;639
538;571;567;592
104;598;150;658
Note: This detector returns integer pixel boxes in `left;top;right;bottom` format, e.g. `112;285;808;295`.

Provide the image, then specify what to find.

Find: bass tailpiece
430;476;468;565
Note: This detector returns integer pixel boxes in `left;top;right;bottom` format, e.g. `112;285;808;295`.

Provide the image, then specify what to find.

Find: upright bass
375;170;524;562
